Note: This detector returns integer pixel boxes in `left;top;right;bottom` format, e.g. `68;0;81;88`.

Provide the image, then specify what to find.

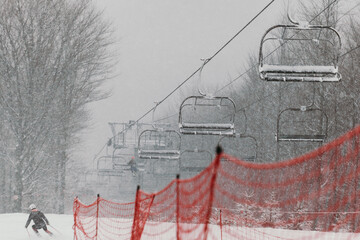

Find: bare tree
0;0;114;212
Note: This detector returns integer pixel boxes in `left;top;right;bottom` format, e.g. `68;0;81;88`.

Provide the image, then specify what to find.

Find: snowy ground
2;213;360;240
0;213;73;240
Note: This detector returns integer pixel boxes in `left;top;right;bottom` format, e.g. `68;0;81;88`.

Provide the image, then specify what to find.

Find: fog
81;0;285;163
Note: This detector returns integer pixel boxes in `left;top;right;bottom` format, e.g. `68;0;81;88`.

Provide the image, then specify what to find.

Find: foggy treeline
0;0;114;213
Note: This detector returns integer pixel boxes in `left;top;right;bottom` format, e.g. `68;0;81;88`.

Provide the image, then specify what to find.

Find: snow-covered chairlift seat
179;122;235;136
276;134;326;142
179;96;236;136
276;107;328;142
138;129;181;160
138;149;181;160
260;65;340;82
259;24;342;82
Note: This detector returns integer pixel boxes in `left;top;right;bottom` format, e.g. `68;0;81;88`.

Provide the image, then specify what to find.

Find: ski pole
49;224;62;235
26;228;32;240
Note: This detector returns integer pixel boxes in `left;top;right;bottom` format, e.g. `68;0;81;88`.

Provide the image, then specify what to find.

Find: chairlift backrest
97;156;113;171
138;129;181;160
179;149;213;173
219;135;258;162
112;153;132;169
96;155;130;176
276;107;328;142
108;122;140;149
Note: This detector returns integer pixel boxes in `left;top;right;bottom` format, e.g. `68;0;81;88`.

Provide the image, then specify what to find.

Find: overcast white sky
77;0;287;163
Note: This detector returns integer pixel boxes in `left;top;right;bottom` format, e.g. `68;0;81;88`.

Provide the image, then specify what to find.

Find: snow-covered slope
2;213;360;240
0;213;73;240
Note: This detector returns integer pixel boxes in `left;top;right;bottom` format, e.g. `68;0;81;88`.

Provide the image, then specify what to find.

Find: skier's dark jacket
25;209;49;228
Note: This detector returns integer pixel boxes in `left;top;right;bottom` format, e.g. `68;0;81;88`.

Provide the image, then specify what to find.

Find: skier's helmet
29;204;36;210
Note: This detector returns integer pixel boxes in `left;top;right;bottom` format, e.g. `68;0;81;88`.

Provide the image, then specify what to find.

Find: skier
25;204;53;237
128;156;137;176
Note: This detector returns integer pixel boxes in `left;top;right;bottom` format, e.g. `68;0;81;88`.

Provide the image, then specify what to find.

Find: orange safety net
73;196;135;240
73;125;360;240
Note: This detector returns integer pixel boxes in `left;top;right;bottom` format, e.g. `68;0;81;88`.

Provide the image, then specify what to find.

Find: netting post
96;194;100;240
176;174;180;240
73;196;79;240
352;134;360;231
219;209;223;240
203;145;223;240
131;185;141;240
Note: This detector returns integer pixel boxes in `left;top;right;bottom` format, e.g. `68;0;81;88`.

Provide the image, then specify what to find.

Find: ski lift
179;59;236;136
219;134;258;162
151;158;180;176
277;82;328;142
112;151;134;170
83;170;110;185
108;121;140;149
259;7;341;82
138;103;181;160
97;156;113;173
179;149;213;173
109;123;127;149
96;155;130;176
138;129;181;159
219;109;258;161
276;105;328;142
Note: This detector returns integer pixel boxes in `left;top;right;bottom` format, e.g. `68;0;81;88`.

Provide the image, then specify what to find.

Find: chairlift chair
84;170;109;185
276;106;328;142
97;155;130;176
179;58;236;136
259;21;342;82
138;129;181;160
219;134;258;162
151;158;180;176
179;149;213;173
138;102;181;160
97;156;113;173
108;121;141;149
179;96;236;136
112;153;133;171
218;108;258;161
108;123;127;149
